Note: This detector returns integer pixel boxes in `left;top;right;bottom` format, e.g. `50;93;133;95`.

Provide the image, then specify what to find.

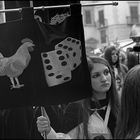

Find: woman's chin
100;87;110;93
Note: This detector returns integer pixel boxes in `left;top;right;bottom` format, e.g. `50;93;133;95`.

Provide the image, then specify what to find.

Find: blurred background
0;1;140;56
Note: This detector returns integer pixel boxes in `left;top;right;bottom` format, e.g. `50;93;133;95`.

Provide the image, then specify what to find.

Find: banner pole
0;2;118;13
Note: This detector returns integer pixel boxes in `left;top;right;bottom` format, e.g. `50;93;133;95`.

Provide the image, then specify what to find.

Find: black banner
0;4;92;109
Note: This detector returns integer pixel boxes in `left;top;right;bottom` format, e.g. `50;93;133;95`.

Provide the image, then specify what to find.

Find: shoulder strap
104;103;111;126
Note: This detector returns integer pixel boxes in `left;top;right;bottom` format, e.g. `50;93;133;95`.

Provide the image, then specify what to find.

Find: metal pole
0;1;6;23
29;0;34;8
119;41;135;49
0;2;118;13
82;2;118;7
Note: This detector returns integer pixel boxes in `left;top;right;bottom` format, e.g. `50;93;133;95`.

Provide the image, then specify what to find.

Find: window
130;6;139;23
84;10;92;25
100;30;106;43
98;10;105;26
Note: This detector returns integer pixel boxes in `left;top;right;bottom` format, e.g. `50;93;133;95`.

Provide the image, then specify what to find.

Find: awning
118;39;136;51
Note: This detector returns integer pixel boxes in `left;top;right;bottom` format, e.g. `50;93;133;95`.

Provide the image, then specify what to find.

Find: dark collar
90;98;108;110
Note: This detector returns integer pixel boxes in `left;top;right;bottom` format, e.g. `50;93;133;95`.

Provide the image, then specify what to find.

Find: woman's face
111;50;118;64
91;63;111;94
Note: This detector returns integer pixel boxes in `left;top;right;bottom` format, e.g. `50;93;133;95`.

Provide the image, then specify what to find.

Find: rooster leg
10;77;16;89
15;77;24;88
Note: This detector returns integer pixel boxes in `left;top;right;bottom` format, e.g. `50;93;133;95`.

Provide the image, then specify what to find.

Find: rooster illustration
0;38;34;89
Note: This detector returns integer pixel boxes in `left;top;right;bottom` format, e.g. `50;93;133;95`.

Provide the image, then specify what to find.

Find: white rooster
0;38;34;89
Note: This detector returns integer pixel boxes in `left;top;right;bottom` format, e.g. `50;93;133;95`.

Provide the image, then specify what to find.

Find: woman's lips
101;83;110;87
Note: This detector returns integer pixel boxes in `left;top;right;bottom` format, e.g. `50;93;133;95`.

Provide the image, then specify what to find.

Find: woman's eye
91;73;100;78
104;69;109;75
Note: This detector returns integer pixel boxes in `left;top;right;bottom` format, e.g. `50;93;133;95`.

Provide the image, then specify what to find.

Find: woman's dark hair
104;46;119;67
127;51;138;70
104;46;128;80
115;65;140;139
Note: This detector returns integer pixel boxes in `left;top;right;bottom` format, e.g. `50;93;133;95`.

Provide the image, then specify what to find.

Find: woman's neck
92;92;107;101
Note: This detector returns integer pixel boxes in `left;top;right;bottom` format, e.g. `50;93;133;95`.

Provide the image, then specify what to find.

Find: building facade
1;1;140;55
81;1;140;55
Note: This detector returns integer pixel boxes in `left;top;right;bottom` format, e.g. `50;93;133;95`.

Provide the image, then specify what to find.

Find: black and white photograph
0;1;139;139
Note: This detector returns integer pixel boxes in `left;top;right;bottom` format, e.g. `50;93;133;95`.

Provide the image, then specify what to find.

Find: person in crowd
30;101;84;139
126;48;139;70
119;49;127;67
115;64;140;139
104;46;128;100
35;56;119;139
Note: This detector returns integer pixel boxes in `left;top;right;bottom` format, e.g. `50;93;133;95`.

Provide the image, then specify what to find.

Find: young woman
36;56;119;139
115;64;140;139
104;46;128;100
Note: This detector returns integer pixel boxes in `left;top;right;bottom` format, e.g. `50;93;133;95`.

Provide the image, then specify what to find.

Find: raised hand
37;115;51;135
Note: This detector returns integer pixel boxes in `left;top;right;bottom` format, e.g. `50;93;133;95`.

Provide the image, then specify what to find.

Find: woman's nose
101;74;107;81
